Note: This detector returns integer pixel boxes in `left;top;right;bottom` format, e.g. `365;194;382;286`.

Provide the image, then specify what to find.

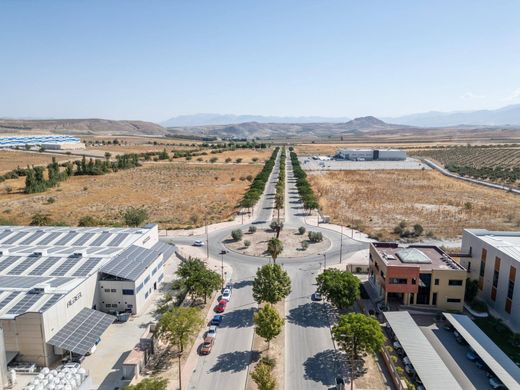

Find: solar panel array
51;257;80;277
0;292;21;310
0;256;21;272
7;293;45;315
101;246;161;281
48;308;114;355
39;294;63;312
20;231;46;245
4;232;29;245
29;257;62;276
0;276;50;289
8;258;36;275
72;257;103;277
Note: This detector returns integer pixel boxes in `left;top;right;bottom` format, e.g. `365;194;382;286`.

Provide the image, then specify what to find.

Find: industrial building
460;229;520;332
0;224;175;368
0;135;85;150
369;243;466;311
336;148;407;161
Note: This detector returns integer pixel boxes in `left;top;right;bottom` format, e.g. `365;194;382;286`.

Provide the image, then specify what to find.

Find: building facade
369;243;466;311
336;148;407;161
0;224;175;366
460;229;520;332
0;135;84;149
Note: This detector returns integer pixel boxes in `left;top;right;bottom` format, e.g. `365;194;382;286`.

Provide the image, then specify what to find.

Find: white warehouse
336;148;407;161
0;224;175;367
0;135;85;150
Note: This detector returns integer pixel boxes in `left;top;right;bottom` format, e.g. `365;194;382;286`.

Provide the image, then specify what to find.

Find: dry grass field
185;149;271;164
309;169;520;239
0;162;261;229
0;151;70;173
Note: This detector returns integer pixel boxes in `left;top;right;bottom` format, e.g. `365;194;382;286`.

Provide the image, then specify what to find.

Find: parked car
466;348;478;361
215;299;227;313
405;364;415;376
211;315;223;326
489;377;506;389
403;356;412;366
219;249;228;255
221;289;231;301
193;240;205;247
200;337;214;355
313;292;323;301
207;325;217;339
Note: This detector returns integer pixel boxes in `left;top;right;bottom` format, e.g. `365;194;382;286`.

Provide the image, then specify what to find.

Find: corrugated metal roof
384;311;462;390
444;313;520;389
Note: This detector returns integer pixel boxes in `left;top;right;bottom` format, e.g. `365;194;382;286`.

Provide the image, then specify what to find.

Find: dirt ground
295;142;468;156
182;149;271;164
0;150;70;173
308;169;520;240
225;228;331;258
0;162;261;228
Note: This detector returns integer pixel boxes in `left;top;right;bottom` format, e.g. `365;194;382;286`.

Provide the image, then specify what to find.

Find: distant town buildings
460;229;520;332
336;148;407;161
0;135;85;150
369;243;466;311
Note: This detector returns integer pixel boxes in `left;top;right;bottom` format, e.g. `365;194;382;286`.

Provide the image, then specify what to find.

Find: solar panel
101;246;160;281
0;256;21;272
0;275;50;289
48;308;114;355
7;257;36;275
51;257;80;276
7;293;44;315
38;232;63;245
20;231;46;245
29;257;62;276
73;233;95;246
3;232;30;245
91;233;112;246
0;230;15;243
0;292;20;310
106;234;128;247
39;294;63;312
55;232;78;246
72;258;103;277
48;277;74;287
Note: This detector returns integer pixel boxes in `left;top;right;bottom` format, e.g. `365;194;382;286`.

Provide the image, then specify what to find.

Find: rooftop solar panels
39;294;63;312
91;233;112;247
7;293;45;315
0;256;21;272
73;233;95;246
0;276;50;289
20;231;46;245
8;258;36;275
55;232;78;246
0;292;21;310
72;257;103;277
48;277;74;287
0;230;15;242
29;257;62;276
51;257;79;277
3;232;30;245
38;232;63;246
48;308;114;356
107;234;128;247
101;246;160;281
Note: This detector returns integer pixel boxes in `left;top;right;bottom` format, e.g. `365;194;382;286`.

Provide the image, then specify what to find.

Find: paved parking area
81;256;179;389
299;157;428;171
414;315;490;390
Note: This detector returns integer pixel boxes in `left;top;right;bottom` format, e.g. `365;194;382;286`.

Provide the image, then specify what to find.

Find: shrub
30;213;52;226
308;231;323;243
236;158;243;163
46;197;56;204
270;220;284;232
249;225;257;234
123;207;148;227
225;157;232;163
231;229;243;241
209;157;218;163
298;226;306;235
301;241;309;251
244;240;251;248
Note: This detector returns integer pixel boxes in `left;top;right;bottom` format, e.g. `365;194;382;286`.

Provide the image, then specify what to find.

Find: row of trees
446;163;520;184
240;147;279;210
290;151;319;211
274;147;286;226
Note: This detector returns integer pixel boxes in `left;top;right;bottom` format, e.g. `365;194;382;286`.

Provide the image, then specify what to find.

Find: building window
467;262;471;272
144;276;150;284
447;298;461;303
145;291;149;299
158;274;164;282
122;289;134;296
411;278;416;285
111;289;117;293
380;270;385;280
432;293;438;305
448;280;463;286
136;283;144;293
389;278;407;285
434;279;439;286
505;299;512;314
104;289;110;293
112;304;118;308
508;266;516;300
105;303;111;308
410;293;414;304
375;262;379;270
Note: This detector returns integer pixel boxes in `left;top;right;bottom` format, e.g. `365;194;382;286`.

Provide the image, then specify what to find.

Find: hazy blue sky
1;0;519;122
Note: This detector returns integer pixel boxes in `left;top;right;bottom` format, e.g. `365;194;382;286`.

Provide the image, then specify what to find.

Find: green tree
251;361;276;390
465;278;479;302
316;269;360;309
156;306;203;353
252;264;291;304
176;258;221;303
30;212;52;226
333;313;385;390
274;192;284;222
266;237;283;264
124;377;168;390
298;226;306;235
78;215;98;227
254;303;284;349
194;268;222;303
231;229;243;241
123;206;148;227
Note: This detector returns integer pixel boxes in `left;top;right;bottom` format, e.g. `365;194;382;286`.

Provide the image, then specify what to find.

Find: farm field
295;142;468;156
0;162;261;229
182;148;271;164
308;169;520;240
0;151;70;173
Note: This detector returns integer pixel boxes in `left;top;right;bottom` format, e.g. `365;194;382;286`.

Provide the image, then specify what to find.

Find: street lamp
221;252;225;289
323;253;327;270
340;225;343;264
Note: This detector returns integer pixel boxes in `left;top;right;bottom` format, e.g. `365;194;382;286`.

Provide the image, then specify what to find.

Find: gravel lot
299;157;429;171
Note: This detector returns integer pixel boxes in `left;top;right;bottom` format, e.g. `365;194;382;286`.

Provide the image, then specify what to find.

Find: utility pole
340;225;343;264
205;214;209;261
221;253;225;289
178;353;182;390
323;253;327;270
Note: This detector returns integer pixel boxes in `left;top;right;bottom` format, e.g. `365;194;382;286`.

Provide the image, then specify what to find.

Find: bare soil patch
309;169;520;240
0;150;70;173
0;162;260;228
225;228;330;258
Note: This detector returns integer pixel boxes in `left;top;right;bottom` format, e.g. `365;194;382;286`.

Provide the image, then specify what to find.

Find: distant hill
384;104;520;127
0;118;167;136
162;113;351;127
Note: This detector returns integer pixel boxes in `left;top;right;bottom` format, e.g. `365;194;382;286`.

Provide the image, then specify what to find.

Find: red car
214;299;227;313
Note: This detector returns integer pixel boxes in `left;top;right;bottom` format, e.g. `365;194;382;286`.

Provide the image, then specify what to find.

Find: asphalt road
165;149;368;390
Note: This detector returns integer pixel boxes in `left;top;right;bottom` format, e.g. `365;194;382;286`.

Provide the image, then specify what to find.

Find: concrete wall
99;279;137;314
430;269;466;311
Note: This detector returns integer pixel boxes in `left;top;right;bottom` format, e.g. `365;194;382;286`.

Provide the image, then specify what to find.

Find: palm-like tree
275;192;284;221
267;237;283;264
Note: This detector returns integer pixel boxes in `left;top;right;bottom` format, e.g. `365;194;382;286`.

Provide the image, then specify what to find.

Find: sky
1;0;520;122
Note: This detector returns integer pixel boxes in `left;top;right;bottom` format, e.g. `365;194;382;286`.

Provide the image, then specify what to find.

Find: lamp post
221;252;225;289
323;253;327;270
205;214;209;261
340;225;343;264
